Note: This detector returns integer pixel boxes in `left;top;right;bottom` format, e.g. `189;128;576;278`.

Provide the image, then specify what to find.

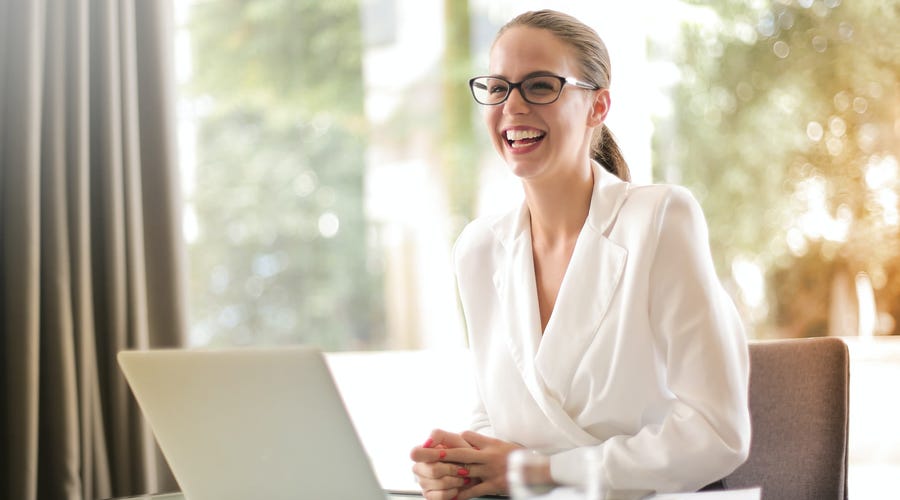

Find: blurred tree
442;0;478;232
185;0;384;349
659;0;900;337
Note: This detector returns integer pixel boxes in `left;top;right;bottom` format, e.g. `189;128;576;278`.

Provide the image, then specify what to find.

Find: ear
587;88;610;127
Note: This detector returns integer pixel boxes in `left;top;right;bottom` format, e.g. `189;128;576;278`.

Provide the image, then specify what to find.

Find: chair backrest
723;337;849;500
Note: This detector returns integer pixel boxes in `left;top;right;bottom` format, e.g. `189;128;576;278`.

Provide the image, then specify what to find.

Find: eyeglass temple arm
566;77;599;90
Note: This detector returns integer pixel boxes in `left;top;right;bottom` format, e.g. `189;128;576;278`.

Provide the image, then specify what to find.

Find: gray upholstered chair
723;337;850;500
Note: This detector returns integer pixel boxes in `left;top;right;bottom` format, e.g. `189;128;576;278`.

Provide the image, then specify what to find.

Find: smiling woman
409;9;750;500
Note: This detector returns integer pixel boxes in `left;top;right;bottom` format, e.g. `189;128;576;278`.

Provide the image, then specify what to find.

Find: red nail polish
439;450;447;459
464;478;472;485
423;438;433;448
457;468;469;476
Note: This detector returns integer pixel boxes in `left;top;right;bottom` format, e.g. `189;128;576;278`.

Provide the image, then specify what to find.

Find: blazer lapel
491;164;630;445
495;232;600;445
534;228;627;402
535;164;630;404
492;204;543;393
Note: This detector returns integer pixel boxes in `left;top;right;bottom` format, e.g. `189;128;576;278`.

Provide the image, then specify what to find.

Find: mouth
504;128;546;149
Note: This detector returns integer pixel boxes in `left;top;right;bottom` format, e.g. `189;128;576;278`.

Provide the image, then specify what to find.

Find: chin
505;159;545;180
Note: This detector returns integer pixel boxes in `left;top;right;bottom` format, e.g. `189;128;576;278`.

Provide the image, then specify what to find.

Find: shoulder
605;183;709;251
626;183;698;209
453;216;497;261
621;183;705;227
451;210;513;270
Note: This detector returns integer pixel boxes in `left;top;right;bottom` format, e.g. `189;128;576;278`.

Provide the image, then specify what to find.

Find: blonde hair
496;10;631;181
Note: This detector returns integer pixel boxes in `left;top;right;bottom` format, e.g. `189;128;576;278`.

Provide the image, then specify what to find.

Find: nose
503;86;530;114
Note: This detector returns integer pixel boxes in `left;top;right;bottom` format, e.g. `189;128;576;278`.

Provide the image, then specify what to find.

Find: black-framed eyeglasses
468;75;599;105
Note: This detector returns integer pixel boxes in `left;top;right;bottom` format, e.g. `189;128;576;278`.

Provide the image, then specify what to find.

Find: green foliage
188;0;364;118
662;0;900;337
441;0;479;233
186;0;384;349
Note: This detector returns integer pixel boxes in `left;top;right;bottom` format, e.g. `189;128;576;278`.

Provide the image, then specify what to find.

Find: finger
437;462;483;482
428;429;473;449
457;480;500;500
439;447;483;465
460;430;499;449
412;461;463;480
458;463;484;480
423;487;459;500
411;446;459;463
416;475;467;491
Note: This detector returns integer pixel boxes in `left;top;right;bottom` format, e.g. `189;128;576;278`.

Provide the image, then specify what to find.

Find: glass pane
175;1;900;350
178;0;382;350
653;0;900;339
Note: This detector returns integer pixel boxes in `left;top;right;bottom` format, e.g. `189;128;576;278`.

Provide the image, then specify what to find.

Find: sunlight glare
731;256;765;309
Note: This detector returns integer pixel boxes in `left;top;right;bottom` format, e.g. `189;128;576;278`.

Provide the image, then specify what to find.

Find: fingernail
457;468;469;476
423;438;433;448
464;478;472;485
439;450;447;459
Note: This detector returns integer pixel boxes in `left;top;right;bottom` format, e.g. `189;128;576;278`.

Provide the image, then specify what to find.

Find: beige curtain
0;1;187;499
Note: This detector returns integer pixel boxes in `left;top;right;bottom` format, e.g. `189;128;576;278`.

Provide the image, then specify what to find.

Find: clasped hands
410;429;525;500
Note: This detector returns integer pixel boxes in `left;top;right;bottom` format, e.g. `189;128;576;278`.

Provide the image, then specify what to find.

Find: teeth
505;129;544;141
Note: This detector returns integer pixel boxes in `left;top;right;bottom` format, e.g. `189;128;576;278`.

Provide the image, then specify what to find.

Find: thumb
425;429;473;449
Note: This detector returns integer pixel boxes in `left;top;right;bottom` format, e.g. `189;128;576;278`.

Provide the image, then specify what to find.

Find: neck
523;162;594;247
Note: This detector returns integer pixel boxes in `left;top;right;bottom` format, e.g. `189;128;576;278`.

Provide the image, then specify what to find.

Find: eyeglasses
468;75;599;105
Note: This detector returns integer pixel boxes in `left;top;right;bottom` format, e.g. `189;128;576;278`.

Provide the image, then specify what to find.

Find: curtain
0;1;188;499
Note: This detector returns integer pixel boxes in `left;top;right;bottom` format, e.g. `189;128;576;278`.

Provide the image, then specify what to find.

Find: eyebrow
487;70;559;80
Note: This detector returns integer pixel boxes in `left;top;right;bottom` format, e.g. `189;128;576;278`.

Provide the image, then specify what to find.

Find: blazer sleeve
549;186;751;494
469;394;495;437
451;221;498;438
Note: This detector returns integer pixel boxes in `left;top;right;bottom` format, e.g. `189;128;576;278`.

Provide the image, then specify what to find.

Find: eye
524;77;560;95
488;82;509;95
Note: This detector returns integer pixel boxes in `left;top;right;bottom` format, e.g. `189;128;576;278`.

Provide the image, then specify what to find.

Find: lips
504;128;546;150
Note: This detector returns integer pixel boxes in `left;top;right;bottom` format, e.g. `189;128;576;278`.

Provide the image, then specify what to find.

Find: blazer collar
490;160;630;248
586;160;631;236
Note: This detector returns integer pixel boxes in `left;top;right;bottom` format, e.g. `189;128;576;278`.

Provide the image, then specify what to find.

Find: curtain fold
1;1;186;499
1;2;44;500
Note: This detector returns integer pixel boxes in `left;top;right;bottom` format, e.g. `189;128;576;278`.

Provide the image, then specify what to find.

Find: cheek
552;103;592;141
482;107;499;130
482;109;503;144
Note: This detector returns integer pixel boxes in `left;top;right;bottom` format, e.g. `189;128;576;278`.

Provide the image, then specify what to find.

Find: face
484;27;609;182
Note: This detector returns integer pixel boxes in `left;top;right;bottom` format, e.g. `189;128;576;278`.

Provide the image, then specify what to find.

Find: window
176;1;659;350
176;0;900;346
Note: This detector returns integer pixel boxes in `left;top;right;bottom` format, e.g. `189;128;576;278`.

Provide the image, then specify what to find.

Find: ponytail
591;124;631;182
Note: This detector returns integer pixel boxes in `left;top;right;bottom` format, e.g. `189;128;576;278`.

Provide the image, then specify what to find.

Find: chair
723;337;850;500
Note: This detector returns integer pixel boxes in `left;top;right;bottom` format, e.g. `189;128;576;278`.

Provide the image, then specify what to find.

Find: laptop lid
118;346;388;500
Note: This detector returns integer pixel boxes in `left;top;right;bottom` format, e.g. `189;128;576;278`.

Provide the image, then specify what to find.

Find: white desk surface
108;487;761;500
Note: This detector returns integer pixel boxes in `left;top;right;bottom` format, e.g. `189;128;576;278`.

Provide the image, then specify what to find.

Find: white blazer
452;161;751;495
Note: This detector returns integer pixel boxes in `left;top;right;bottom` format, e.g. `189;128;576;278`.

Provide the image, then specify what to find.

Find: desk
106;487;761;500
106;493;427;500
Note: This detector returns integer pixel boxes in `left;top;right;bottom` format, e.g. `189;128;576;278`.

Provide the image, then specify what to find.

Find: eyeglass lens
471;76;564;105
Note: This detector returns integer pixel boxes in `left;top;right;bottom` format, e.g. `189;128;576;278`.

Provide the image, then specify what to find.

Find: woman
411;9;750;500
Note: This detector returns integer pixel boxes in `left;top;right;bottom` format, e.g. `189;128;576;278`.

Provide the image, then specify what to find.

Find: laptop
118;346;422;500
